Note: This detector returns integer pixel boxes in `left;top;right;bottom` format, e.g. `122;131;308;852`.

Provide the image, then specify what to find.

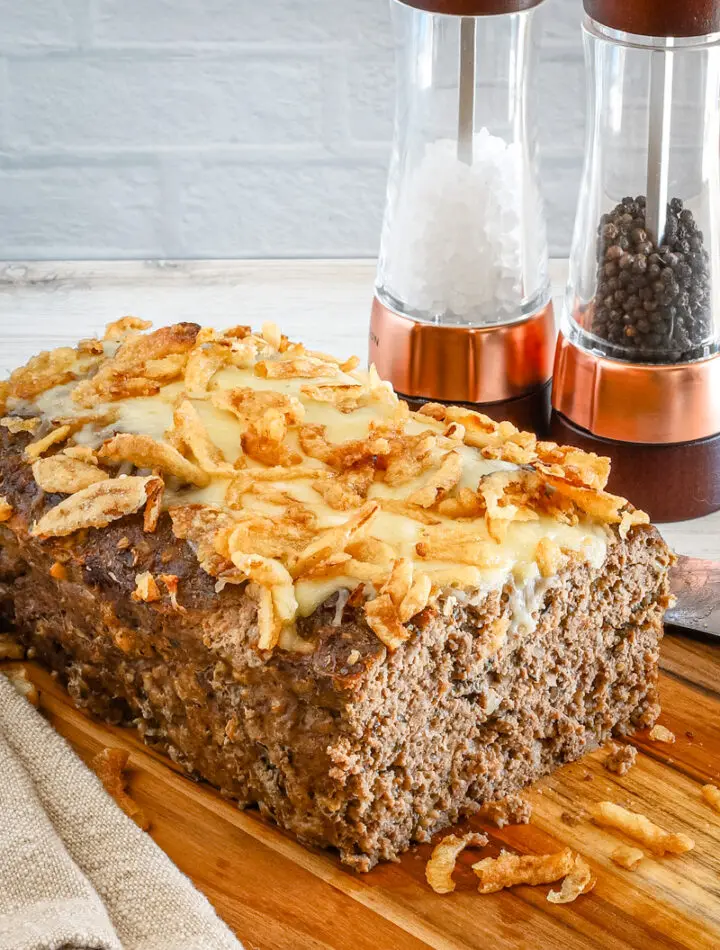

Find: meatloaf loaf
0;319;673;870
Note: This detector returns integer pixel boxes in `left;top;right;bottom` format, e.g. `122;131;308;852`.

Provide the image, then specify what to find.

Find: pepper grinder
369;0;554;433
552;0;720;521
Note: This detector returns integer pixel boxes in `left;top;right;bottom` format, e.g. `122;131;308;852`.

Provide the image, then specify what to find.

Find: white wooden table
1;258;718;559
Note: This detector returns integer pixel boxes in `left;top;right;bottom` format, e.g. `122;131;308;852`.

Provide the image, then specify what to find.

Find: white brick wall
0;0;584;260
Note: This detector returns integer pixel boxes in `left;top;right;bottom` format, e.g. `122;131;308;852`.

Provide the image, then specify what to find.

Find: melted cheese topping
23;330;611;649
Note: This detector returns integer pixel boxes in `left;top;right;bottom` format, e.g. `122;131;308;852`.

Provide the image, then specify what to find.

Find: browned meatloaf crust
0;425;671;870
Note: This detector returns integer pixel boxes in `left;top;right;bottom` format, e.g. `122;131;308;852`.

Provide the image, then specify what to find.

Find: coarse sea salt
378;128;532;326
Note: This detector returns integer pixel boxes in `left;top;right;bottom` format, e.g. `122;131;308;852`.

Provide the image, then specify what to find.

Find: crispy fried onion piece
219;510;314;561
169;504;236;577
384;558;433;623
478;470;540;542
345;536;396;564
31;475;162;539
228;554;297;651
416;524;507;568
196;325;251;346
364;595;409;651
158;573;185;612
104;316;153;340
255;356;339;379
241;428;301;467
648;724;676;744
293;344;361;374
535;537;567;579
225;466;324;508
702;785;720;814
611;845;645;871
98;433;209;487
261;321;282;349
437;486;485;520
535;442;610;491
32;455;107;494
169;399;234;475
5;346;78;401
0;496;12;522
472;848;576;894
62;445;99;465
292;502;379;578
364;558;432;651
132;571;161;603
3;667;39;707
0;634;24;660
547;855;596;904
184;342;232;396
544;476;646;530
382;432;438;486
212;388;304;466
299;424;391;470
73;322;199;405
1;416;40;434
23;425;73;462
377;498;442;525
590;802;694;856
444;406;525;451
312;463;375;510
143;476;164;533
407;450;462;508
418;403;612;491
619;507;650;539
299;382;390;413
91;747;150;830
414;403;447;422
425;832;489;894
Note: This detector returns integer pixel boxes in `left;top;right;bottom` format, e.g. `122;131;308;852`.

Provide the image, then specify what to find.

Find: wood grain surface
5;629;719;950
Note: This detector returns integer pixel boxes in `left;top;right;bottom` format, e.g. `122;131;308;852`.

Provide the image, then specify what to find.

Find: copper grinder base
552;333;720;521
369;297;555;434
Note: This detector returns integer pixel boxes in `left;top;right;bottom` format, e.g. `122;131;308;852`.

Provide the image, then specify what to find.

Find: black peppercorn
590;197;712;362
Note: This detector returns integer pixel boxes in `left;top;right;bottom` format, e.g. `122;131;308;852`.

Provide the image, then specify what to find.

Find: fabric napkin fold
0;673;243;950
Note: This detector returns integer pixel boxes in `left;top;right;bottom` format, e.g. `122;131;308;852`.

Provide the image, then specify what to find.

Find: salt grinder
552;0;720;521
369;0;554;432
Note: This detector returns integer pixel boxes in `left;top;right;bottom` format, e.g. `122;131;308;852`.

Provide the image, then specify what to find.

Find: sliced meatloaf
0;320;673;869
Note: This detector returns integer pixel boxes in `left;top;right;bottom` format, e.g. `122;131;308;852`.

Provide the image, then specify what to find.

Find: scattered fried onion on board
590;802;694;856
610;845;645;871
425;832;489;894
648;724;676;744
91;747;150;831
547;855;596;904
702;785;720;814
472;848;576;895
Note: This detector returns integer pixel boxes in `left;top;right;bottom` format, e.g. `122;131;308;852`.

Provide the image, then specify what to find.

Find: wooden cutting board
6;630;720;950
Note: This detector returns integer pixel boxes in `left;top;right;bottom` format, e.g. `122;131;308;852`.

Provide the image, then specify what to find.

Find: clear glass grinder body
563;17;720;364
375;0;550;330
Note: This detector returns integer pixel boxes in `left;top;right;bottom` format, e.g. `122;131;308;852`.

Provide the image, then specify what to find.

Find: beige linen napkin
0;673;243;950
